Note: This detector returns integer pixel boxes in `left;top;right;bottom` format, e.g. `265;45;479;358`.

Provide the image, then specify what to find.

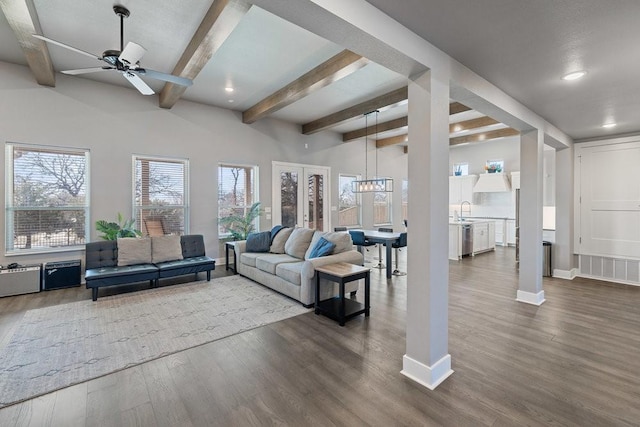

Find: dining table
351;229;402;279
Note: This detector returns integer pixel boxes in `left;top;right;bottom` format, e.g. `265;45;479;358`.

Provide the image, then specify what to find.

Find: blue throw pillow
309;237;336;258
246;231;271;252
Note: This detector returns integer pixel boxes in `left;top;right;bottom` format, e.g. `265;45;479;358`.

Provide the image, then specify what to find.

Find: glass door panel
280;171;299;228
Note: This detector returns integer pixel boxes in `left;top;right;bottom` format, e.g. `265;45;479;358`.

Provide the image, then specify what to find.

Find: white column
402;69;453;389
517;129;545;305
553;146;575;278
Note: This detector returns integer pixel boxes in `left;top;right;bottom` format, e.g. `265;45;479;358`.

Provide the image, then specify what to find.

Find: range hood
473;173;511;192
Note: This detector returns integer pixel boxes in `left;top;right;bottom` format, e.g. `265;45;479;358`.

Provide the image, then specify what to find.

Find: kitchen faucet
460;200;471;220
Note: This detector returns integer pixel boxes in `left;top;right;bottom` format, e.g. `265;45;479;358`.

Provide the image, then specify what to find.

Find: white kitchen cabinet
449;224;462;260
506;219;516;246
449;175;478;204
494;219;506;246
471;221;495;255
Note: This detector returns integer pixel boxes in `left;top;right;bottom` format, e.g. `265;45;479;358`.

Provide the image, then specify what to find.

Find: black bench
85;234;215;301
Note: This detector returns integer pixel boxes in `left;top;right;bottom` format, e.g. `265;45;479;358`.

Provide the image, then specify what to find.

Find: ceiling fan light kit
32;5;192;95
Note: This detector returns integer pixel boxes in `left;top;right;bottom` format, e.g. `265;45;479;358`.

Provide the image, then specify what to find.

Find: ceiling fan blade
118;42;146;66
135;69;193;87
61;67;114;75
122;71;154;95
33;34;102;61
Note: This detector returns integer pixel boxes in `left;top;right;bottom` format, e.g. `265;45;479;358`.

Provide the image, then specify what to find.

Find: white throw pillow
151;235;183;263
117;237;152;266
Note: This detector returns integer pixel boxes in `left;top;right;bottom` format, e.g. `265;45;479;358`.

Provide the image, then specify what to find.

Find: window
218;164;257;236
402;179;408;222
338;174;361;227
453;162;469;176
5;143;89;253
373;178;392;226
133;156;189;236
485;159;504;173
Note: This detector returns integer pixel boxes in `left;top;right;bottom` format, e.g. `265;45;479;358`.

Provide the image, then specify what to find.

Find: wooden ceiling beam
159;0;251;109
449;127;520;146
450;116;499;133
450;102;471;115
376;134;408;148
243;50;368;124
0;0;55;86
373;126;518;148
343;116;408;142
302;86;408;135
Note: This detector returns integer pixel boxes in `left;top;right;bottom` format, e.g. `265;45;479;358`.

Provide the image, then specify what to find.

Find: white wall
0;61;409;268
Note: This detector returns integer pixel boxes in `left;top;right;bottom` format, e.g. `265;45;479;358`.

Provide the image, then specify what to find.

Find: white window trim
373;177;393;227
5;142;90;255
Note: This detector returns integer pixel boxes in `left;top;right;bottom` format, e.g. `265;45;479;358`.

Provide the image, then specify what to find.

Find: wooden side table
225;241;237;274
314;262;370;326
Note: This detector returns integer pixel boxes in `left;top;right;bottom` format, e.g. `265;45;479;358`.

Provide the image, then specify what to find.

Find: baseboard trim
401;354;453;390
516;289;546;306
553;268;577;280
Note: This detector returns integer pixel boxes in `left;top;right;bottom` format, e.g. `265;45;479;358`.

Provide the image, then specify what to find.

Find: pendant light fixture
352;110;394;193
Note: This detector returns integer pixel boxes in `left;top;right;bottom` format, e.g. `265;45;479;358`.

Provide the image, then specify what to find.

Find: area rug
0;276;310;408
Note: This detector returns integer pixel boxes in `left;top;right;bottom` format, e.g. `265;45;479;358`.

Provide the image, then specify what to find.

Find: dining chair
144;218;166;237
348;230;375;260
392;232;408;276
375;227;393;269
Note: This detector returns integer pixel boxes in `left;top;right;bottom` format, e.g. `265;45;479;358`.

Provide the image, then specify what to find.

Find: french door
272;162;330;231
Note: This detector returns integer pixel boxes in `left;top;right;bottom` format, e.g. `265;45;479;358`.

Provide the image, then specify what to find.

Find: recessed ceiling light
453;124;463;132
225;87;234;93
228;99;234;103
562;71;586;81
602;123;616;128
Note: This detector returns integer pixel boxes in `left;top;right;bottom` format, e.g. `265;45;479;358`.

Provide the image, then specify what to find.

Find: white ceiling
2;0;636;141
365;0;640;140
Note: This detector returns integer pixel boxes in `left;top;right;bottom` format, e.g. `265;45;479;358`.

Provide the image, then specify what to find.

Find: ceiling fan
33;5;192;95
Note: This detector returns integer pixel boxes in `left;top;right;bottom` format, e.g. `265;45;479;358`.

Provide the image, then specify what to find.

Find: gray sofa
85;234;215;301
234;228;364;307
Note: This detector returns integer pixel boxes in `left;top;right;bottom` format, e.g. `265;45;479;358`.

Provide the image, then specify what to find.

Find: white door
272;162;330;231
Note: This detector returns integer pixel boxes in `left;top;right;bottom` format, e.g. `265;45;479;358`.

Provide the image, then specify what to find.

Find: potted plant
218;202;263;240
95;213;142;240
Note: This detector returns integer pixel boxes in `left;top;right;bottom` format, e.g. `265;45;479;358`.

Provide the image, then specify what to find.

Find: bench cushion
85;264;158;288
156;256;215;278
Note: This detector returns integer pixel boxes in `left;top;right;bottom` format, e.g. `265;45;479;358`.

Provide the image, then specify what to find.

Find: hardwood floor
1;247;639;426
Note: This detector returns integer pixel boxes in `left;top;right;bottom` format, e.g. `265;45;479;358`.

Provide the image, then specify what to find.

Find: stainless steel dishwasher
461;224;473;256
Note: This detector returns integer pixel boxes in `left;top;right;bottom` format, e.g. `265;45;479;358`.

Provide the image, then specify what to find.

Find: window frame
217;163;259;238
5;142;90;255
337;173;362;228
132;154;190;236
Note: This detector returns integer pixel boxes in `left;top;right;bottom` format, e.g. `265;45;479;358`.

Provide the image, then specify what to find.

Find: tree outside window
6;143;89;253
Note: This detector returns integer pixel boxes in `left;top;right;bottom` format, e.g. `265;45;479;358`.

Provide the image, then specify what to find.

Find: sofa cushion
117;237;152;266
151;235;183;263
308;237;336;258
270;227;293;254
240;252;262;267
246;231;271;252
285;228;315;259
304;231;353;260
256;254;299;275
276;262;304;286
